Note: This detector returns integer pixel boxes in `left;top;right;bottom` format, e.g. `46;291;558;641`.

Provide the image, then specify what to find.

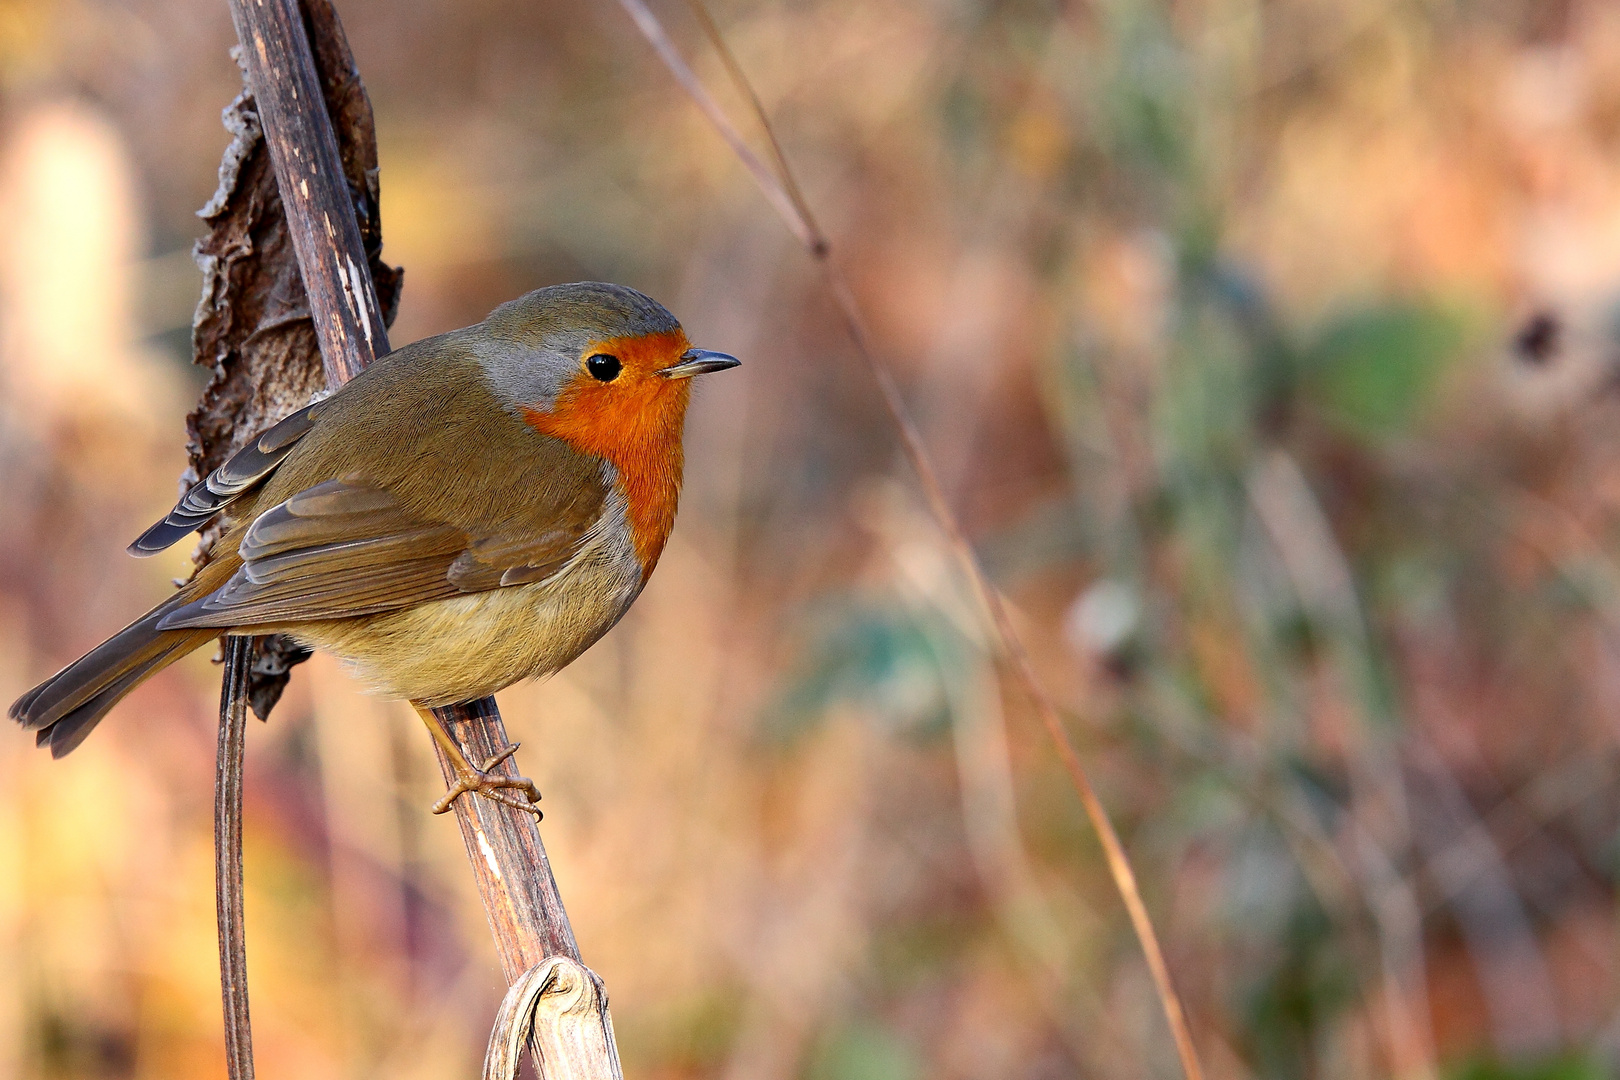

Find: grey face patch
471;333;583;414
473;282;682;414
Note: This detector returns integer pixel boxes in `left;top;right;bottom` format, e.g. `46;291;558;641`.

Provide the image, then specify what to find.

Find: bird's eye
585;354;622;382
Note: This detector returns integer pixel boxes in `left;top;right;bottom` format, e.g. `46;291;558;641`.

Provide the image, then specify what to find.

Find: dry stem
615;2;1206;1076
212;0;601;1074
216;636;255;1080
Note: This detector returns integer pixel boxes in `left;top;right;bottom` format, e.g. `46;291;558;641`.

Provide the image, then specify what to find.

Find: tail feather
10;595;217;755
36;656;164;757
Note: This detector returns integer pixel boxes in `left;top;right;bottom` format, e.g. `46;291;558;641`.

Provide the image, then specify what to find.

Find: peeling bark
186;0;402;718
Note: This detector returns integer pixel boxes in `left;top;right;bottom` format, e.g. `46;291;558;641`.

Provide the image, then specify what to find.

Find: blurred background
2;0;1619;1077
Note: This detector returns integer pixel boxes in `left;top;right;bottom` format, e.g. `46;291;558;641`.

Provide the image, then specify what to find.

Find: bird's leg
412;704;542;818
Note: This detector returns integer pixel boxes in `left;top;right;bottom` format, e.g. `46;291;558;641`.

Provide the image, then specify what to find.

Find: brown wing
155;477;603;629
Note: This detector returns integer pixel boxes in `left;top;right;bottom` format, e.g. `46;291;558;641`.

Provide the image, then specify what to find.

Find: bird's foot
432;743;543;818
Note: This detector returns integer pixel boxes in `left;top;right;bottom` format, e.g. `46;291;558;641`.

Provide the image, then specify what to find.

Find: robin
9;281;740;815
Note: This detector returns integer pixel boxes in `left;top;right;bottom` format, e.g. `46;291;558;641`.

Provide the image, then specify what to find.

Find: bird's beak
660;348;741;379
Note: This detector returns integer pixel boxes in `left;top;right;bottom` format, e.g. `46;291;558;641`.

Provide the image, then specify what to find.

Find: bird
9;281;740;815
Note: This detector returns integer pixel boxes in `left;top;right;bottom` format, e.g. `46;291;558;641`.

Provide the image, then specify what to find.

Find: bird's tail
9;591;220;757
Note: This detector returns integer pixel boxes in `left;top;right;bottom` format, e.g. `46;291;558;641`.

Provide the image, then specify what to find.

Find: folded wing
157;477;603;629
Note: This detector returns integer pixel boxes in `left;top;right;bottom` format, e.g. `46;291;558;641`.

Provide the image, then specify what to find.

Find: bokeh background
2;0;1620;1077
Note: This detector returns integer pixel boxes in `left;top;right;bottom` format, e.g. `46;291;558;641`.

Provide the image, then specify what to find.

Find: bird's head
472;282;739;574
475;281;739;466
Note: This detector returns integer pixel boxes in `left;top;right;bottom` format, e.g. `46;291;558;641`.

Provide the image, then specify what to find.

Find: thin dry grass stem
216;636;255;1080
614;0;815;251
676;0;826;255
614;2;1205;1076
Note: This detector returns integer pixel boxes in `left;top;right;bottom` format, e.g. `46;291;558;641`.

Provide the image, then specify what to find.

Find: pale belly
264;551;644;706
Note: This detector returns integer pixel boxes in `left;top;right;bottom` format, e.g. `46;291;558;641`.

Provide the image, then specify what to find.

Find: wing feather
156;476;605;630
128;400;327;556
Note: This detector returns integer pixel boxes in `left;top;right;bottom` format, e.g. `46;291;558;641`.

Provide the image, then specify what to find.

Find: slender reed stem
613;4;1205;1077
216;635;255;1080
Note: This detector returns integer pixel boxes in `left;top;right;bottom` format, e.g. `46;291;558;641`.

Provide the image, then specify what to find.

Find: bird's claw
432;742;543;818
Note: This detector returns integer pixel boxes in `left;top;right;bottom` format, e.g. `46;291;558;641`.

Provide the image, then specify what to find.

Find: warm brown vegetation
4;1;1620;1078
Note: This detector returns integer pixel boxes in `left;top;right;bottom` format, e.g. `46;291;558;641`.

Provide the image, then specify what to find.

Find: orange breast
520;330;692;579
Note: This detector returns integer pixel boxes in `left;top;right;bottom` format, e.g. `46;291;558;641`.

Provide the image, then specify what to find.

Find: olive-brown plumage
10;282;739;761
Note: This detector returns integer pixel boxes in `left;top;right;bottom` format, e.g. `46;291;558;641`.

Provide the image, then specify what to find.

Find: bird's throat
521;342;691;577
